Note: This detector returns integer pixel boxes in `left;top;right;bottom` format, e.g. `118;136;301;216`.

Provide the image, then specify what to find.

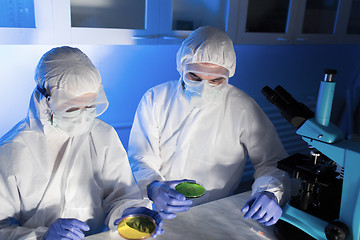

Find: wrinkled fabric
128;80;291;206
35;47;101;97
129;27;289;207
176;26;236;77
0;46;151;240
35;46;108;118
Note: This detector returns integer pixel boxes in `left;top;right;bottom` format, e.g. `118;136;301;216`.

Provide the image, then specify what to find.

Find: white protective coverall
0;47;150;239
128;26;290;205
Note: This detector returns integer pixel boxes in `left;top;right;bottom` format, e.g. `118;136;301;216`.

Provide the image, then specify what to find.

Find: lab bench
85;191;278;240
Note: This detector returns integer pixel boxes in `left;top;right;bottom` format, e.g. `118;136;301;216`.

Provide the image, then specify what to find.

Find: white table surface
85;191;279;240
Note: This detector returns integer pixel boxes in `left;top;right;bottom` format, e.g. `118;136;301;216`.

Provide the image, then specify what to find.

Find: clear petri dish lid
117;214;156;240
175;182;206;199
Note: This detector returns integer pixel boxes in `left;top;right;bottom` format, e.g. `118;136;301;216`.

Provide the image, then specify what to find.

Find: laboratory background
1;0;360;186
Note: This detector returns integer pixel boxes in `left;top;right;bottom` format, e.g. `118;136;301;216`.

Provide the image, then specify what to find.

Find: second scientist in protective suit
128;26;291;226
0;46;162;239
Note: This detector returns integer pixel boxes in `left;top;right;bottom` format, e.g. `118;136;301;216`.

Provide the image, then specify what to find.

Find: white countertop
85;191;278;240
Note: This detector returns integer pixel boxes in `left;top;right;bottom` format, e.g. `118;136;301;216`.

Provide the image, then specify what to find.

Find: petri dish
117;214;156;240
175;182;206;198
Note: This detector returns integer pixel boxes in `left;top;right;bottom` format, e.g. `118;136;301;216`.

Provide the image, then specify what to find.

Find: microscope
262;70;360;240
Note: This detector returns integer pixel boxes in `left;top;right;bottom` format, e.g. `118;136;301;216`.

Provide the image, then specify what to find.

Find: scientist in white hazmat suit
128;26;291;226
0;46;163;239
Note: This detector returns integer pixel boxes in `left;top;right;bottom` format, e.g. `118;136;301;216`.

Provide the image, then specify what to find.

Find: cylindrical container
315;70;337;126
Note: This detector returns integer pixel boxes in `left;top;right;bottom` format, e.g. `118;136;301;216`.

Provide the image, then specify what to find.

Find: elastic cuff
264;191;278;203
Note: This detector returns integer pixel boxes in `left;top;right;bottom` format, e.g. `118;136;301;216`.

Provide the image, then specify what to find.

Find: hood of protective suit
176;26;236;77
28;46;108;136
35;46;101;96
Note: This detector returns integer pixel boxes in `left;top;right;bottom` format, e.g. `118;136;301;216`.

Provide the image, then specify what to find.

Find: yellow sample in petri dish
175;182;206;198
117;214;156;240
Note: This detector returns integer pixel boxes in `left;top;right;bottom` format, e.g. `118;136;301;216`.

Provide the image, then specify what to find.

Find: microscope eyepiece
324;69;337;82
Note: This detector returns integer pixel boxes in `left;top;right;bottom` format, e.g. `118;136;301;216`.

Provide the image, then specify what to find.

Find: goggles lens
49;85;108;117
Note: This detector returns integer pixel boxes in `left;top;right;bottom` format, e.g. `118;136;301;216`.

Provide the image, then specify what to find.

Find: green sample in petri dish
175;182;206;198
117;214;156;240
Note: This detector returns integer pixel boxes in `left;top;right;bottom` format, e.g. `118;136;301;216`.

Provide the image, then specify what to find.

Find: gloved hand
241;191;282;226
147;179;194;219
44;218;90;240
114;207;164;238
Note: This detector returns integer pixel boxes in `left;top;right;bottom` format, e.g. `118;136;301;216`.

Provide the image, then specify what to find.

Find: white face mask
183;75;227;108
52;107;96;137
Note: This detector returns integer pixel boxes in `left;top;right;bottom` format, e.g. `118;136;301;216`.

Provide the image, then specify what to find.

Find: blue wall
0;44;359;149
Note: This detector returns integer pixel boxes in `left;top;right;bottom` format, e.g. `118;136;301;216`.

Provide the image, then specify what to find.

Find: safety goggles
183;63;229;84
48;85;109;117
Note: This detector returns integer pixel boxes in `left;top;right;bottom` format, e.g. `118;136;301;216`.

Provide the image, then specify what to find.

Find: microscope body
289;121;360;240
263;70;360;240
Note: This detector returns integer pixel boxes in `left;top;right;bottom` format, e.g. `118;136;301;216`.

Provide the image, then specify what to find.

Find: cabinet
0;0;359;45
0;0;233;45
67;0;234;44
0;0;36;44
338;0;360;43
235;0;348;44
0;0;35;28
157;0;235;44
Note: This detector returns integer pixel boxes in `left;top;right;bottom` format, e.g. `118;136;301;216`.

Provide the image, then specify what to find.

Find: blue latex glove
114;207;164;238
44;218;90;240
241;191;282;226
147;179;194;219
